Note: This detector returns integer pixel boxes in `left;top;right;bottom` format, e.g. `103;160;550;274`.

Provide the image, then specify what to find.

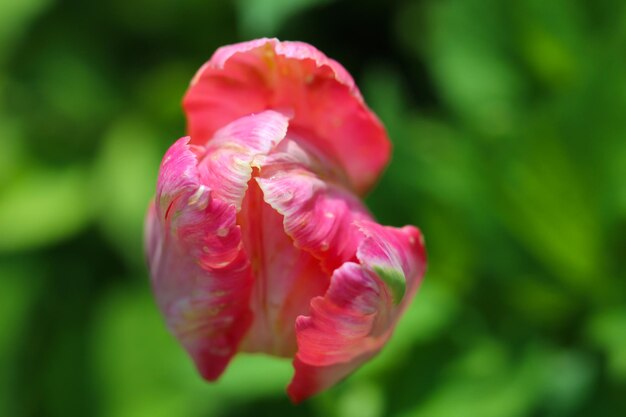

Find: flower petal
238;180;330;356
184;38;390;194
197;110;289;209
148;137;255;381
287;223;426;402
356;221;426;305
256;148;372;273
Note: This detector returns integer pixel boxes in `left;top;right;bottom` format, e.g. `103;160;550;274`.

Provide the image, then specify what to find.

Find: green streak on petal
373;266;406;305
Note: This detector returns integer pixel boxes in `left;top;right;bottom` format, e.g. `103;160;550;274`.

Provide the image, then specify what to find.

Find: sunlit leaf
587;308;626;380
0;166;92;251
0;0;50;61
92;117;162;267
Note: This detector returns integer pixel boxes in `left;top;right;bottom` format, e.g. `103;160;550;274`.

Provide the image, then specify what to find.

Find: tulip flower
145;38;426;402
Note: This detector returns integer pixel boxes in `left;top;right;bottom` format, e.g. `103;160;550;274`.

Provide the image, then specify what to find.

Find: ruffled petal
148;137;255;380
197;110;289;208
253;142;426;401
183;38;390;194
208;39;356;89
256;152;372;273
356;221;426;305
287;223;426;402
238;180;330;356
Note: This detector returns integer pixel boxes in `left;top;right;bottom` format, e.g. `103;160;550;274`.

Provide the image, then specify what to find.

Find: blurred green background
1;0;625;416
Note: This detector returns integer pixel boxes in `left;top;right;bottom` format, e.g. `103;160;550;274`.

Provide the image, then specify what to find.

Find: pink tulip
145;38;426;403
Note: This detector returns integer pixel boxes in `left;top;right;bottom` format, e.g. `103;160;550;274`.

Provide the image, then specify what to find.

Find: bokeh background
1;0;625;416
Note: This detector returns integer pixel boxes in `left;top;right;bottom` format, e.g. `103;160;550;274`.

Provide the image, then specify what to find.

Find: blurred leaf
136;61;192;127
587;307;626;380
0;114;24;188
0;165;92;251
506;274;578;327
237;0;333;37
358;279;459;376
399;342;593;417
35;45;118;127
417;0;526;134
0;0;50;62
0;261;42;417
399;340;535;417
521;26;577;89
496;130;603;290
92;116;162;267
106;0;235;39
606;124;626;218
540;350;595;417
515;0;584;89
93;284;293;417
335;381;385;417
404;116;487;211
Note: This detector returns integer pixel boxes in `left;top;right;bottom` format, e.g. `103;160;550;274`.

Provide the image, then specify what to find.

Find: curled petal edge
148;111;290;381
184;38;391;194
287;222;426;403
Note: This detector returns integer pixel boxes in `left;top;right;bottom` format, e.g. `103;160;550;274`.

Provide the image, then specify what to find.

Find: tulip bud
145;38;426;402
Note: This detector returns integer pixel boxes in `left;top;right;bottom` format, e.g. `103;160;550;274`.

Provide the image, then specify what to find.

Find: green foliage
1;0;624;416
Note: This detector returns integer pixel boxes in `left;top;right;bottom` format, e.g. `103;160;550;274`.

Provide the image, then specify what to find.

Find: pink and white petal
238;180;330;357
257;136;352;186
154;239;253;381
287;224;427;402
194;38;357;104
183;38;391;194
356;221;427;305
147;138;255;381
196;110;289;209
287;262;387;403
256;167;372;273
155;136;203;217
294;263;384;364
